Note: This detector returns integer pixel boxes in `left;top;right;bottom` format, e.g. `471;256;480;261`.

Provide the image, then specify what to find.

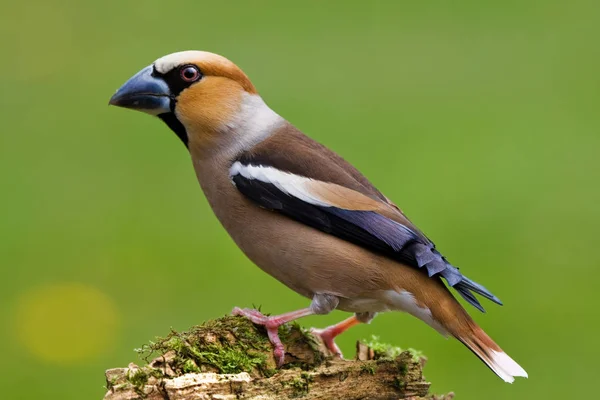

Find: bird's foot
231;307;266;322
232;307;286;366
309;316;363;359
310;326;344;358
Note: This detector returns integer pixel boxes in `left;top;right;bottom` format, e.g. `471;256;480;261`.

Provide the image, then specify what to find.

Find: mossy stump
103;315;453;400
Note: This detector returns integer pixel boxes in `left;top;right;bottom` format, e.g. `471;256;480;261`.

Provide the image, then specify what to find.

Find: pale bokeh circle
15;282;119;364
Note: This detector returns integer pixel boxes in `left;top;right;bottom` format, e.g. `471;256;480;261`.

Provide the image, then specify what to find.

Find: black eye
180;65;201;83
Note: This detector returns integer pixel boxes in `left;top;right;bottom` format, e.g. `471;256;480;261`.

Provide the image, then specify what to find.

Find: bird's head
109;51;282;153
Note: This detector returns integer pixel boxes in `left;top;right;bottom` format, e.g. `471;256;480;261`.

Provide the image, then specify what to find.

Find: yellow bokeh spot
14;282;119;364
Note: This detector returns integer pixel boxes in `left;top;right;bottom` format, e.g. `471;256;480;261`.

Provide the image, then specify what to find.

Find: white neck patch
221;93;285;152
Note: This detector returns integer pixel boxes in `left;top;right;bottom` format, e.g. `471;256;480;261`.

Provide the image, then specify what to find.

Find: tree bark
102;316;453;400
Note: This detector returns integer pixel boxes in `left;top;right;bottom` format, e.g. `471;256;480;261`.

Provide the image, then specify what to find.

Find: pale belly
208;186;395;306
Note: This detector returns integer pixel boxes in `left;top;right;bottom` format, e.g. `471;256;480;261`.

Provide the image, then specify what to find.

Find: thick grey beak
109;65;171;115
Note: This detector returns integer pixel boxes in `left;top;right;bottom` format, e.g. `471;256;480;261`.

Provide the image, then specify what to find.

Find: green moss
182;359;200;374
399;362;408;375
404;347;424;362
199;346;267;373
129;314;327;389
393;376;406;390
136;316;273;376
126;368;164;397
106;376;119;389
362;335;423;362
279;322;320;351
360;363;376;375
363;335;403;359
135;315;318;378
127;369;148;388
286;372;313;397
276;321;323;370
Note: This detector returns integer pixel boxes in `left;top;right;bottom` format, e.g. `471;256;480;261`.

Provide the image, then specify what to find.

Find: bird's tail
456;324;528;383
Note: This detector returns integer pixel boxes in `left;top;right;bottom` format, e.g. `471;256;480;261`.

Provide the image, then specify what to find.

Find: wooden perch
103;315;453;400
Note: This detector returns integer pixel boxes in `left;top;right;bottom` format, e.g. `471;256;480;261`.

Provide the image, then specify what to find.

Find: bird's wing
230;125;501;311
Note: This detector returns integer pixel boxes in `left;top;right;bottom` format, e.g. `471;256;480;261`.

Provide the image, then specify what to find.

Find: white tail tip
490;351;528;383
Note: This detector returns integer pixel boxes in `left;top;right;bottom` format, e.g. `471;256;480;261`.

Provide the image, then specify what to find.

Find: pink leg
310;316;361;358
232;307;314;366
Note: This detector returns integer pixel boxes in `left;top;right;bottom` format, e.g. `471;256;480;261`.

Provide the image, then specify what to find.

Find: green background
1;1;598;398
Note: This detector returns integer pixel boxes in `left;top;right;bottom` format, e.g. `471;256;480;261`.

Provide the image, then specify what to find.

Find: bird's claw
232;307;287;366
232;307;269;324
272;344;286;367
310;327;344;358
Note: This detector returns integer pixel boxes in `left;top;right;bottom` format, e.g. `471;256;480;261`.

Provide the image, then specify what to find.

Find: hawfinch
109;51;527;383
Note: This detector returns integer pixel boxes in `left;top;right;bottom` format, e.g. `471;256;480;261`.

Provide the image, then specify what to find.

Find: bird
109;50;527;383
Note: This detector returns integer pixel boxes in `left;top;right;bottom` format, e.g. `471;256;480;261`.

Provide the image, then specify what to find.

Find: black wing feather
231;173;502;311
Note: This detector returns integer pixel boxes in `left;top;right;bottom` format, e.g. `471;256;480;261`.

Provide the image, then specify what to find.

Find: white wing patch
229;163;332;207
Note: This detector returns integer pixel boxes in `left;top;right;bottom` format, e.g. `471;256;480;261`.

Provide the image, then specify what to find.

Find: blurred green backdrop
1;0;599;398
